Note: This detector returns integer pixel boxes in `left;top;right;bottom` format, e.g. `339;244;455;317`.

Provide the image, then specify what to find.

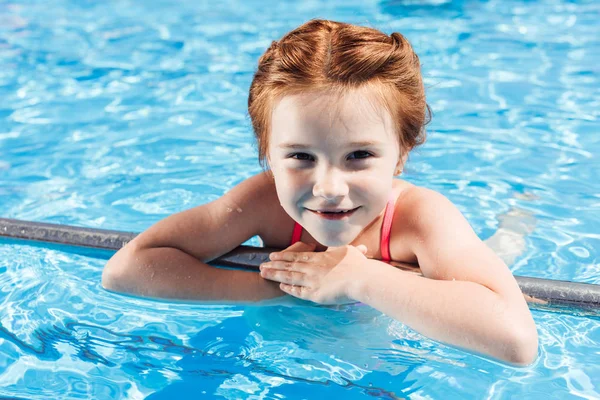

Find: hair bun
258;41;279;66
390;32;406;49
249;19;430;166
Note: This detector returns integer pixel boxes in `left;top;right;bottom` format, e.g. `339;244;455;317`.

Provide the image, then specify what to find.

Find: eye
289;152;315;161
347;150;373;160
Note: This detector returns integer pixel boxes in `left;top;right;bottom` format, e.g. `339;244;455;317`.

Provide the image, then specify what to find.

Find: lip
307;206;360;220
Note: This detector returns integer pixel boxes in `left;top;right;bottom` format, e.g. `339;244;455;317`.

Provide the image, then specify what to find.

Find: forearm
349;260;538;365
102;244;287;304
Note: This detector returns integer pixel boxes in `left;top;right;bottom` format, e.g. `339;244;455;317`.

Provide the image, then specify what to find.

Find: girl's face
268;87;404;246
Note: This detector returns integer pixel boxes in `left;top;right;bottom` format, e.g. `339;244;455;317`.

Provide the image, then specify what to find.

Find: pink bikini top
290;193;397;262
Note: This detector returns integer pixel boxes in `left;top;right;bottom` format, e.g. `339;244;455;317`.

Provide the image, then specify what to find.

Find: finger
262;260;308;272
279;283;312;300
270;242;316;261
260;268;307;286
269;251;315;262
283;241;316;253
356;244;368;255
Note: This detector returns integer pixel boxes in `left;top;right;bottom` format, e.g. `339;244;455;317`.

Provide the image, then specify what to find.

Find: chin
312;230;356;247
321;238;349;247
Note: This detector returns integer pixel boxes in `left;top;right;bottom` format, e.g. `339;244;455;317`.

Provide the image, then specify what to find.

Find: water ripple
1;0;600;398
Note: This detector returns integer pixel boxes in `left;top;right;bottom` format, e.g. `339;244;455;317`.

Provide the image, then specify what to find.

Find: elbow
502;321;539;367
102;241;143;293
101;263;124;293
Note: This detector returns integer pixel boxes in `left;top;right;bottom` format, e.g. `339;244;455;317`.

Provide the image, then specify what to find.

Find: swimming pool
1;0;599;398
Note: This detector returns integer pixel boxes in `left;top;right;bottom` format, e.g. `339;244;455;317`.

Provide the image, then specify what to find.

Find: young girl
102;19;538;365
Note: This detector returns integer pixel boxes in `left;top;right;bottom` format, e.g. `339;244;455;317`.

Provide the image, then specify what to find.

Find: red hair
248;19;431;166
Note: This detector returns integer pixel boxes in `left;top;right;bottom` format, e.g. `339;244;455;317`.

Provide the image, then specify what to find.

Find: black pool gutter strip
1;218;599;313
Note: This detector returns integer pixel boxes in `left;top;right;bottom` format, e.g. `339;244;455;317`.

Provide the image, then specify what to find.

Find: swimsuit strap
380;193;397;262
290;221;303;245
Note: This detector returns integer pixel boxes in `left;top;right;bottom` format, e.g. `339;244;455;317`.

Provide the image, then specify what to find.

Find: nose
312;167;349;201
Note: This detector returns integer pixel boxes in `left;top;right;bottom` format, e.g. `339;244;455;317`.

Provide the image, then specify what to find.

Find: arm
102;172;292;304
349;189;538;365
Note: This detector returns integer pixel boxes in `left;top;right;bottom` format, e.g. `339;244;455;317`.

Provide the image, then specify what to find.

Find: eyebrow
277;141;382;149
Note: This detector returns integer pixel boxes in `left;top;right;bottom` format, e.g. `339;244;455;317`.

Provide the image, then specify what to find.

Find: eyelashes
288;151;374;162
347;150;373;160
289;152;315;161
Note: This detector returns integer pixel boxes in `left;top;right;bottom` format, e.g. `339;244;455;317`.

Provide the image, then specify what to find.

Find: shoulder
395;183;461;227
221;172;279;213
223;171;295;247
119;171;290;263
223;170;277;203
174;170;287;244
391;182;477;255
221;171;284;223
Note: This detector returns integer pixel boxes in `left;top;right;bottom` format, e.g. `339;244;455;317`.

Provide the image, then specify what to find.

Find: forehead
270;87;396;146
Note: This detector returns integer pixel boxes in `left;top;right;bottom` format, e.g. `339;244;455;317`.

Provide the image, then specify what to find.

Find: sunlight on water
1;0;599;398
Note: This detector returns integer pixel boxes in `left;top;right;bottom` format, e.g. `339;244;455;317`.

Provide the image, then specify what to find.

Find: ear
394;150;409;176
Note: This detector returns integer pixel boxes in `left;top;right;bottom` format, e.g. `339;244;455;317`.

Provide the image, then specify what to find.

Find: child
102;19;538;365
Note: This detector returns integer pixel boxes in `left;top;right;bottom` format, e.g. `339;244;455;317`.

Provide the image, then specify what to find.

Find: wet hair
248;19;431;167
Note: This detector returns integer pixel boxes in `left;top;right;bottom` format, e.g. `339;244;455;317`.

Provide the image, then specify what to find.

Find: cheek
351;169;393;195
272;169;306;202
272;163;307;188
348;175;393;214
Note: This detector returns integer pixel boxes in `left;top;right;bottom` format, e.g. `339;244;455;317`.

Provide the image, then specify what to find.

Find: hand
259;241;369;305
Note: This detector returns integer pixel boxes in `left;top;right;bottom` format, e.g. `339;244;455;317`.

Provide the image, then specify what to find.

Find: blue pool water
1;0;599;398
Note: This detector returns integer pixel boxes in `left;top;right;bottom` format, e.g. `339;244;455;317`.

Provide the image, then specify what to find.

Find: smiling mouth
307;207;360;220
